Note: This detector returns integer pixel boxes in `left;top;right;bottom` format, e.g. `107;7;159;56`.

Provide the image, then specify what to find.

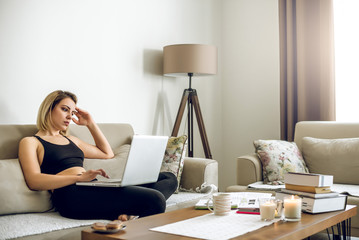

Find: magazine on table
195;192;272;211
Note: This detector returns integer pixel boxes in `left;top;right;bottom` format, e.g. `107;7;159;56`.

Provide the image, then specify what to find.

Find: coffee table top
82;205;357;240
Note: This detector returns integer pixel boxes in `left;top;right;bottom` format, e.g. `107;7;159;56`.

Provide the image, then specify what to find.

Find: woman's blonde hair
37;90;77;136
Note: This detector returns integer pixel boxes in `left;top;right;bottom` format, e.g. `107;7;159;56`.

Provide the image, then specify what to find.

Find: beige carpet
0;212;108;240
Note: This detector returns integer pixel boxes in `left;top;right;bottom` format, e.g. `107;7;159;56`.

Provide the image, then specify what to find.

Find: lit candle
284;195;302;220
259;200;276;221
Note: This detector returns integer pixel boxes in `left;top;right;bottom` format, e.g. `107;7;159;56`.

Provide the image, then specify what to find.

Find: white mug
207;193;232;216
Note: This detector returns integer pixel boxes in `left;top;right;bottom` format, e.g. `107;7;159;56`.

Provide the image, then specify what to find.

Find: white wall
0;0;221;133
0;0;280;190
220;0;280;190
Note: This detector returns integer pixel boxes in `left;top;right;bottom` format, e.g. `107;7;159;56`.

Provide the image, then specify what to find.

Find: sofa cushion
302;137;359;184
253;140;309;185
0;159;52;215
83;144;130;179
161;135;188;193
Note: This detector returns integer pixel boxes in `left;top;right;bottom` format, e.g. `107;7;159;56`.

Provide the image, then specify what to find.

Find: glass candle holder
259;198;276;221
284;195;302;221
274;199;283;218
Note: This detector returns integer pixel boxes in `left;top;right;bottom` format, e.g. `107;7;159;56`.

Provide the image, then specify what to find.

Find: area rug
0;212;108;240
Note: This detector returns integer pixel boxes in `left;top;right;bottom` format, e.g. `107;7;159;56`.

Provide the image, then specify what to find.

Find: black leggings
52;172;177;220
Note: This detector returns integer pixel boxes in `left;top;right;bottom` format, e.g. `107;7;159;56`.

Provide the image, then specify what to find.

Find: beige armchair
226;121;359;236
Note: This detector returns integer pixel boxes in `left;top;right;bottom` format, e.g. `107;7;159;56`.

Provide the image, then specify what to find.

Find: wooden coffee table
82;205;357;240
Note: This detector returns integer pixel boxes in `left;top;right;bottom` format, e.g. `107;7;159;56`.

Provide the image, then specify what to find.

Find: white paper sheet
248;181;285;190
150;211;280;240
332;184;359;197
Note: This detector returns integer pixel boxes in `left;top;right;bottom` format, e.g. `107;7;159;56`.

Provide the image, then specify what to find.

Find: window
334;0;359;121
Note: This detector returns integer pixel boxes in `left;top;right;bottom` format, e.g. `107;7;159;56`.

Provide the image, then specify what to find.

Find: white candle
284;195;302;220
259;201;276;221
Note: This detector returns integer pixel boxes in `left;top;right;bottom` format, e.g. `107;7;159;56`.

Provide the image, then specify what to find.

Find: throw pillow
161;135;188;193
0;159;53;215
253;140;309;185
83;144;130;179
302;137;359;184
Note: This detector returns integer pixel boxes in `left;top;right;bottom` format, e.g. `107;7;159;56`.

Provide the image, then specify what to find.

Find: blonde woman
18;90;177;220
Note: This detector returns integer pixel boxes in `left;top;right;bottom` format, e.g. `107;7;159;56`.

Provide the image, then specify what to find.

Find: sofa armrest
179;157;218;191
236;153;263;186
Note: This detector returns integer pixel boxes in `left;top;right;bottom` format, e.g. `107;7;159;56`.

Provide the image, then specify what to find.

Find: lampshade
163;44;217;77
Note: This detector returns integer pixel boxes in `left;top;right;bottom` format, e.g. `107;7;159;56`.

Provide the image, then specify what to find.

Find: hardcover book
276;192;347;214
284;184;332;194
284;172;333;187
279;188;339;199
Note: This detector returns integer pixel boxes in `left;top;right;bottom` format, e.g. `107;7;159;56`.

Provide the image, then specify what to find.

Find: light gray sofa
0;123;218;240
226;121;359;237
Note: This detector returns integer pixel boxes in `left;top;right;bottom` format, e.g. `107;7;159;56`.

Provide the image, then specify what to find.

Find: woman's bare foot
118;214;139;221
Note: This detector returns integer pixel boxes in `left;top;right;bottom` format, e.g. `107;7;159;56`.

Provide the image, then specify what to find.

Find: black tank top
34;135;84;175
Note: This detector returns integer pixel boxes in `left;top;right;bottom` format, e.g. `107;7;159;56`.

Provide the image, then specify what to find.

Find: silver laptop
76;135;168;187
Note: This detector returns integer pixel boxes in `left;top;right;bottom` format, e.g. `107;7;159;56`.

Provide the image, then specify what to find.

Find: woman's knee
142;190;166;216
167;172;178;192
150;190;166;213
160;172;178;198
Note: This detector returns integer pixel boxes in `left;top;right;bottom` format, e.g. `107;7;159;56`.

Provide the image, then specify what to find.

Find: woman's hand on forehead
72;107;94;126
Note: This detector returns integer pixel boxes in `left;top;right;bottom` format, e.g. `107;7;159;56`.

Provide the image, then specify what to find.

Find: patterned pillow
253;140;309;185
161;135;188;193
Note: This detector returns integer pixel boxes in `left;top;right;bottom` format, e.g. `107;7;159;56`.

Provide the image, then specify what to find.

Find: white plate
91;225;126;233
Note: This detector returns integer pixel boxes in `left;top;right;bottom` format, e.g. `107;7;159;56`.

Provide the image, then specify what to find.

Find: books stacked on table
276;172;347;214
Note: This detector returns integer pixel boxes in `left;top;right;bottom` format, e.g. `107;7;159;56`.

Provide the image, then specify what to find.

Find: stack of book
276;172;347;214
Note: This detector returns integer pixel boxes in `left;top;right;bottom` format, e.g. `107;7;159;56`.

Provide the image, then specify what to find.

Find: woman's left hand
72;107;94;126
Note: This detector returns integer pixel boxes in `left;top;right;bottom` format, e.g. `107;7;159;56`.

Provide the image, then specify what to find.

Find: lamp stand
171;73;212;159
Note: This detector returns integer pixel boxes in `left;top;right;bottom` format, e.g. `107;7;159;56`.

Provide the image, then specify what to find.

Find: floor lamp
163;44;217;159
